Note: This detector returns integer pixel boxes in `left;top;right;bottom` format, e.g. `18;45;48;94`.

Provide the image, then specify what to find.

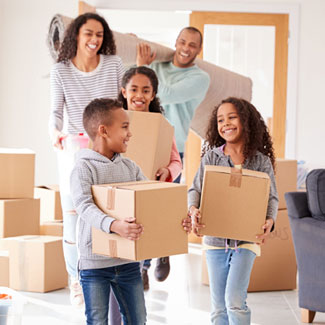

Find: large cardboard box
0;235;68;292
275;159;297;210
92;181;188;261
0;148;35;198
0;250;9;287
0;199;40;238
201;210;297;291
40;220;63;236
34;185;62;222
123;111;174;180
199;166;270;243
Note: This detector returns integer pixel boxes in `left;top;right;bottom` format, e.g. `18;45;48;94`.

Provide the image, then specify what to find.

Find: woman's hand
256;218;274;245
188;206;205;237
156;167;170;182
52;129;66;150
136;43;156;66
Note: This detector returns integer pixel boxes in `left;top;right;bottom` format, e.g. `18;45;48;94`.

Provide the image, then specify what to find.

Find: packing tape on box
47;14;252;139
229;168;242;188
16;236;40;290
109;240;117;257
106;187;116;210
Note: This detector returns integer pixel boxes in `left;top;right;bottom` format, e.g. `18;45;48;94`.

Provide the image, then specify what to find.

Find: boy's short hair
83;98;123;140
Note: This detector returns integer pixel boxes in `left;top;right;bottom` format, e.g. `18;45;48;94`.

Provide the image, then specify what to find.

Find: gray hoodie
70;149;146;270
188;146;279;248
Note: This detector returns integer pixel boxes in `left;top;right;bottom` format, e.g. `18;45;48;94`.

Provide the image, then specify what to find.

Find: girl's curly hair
203;97;275;169
57;13;116;63
118;66;164;114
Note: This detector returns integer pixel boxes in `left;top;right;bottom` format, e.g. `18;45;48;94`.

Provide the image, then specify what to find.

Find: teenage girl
49;12;124;306
188;97;279;324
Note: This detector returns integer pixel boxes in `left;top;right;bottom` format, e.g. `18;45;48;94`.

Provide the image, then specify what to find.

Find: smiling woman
48;12;124;307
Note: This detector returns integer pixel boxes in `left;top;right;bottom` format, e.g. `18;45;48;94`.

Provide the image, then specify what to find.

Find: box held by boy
0;199;40;238
92;181;188;261
0;148;35;199
199;166;270;243
123;111;174;180
34;185;62;222
0;235;68;293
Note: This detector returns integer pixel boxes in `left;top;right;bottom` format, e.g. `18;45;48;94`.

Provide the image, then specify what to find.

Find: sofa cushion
306;169;325;221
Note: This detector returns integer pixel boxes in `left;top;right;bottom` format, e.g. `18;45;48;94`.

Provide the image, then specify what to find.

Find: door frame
190;11;288;158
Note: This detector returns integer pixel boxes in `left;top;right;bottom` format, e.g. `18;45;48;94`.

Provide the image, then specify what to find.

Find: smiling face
104;108;132;156
76;19;104;58
121;74;155;112
173;29;202;68
217;103;244;145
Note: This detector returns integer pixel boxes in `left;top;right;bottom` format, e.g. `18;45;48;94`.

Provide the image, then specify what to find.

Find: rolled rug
47;14;252;138
47;14;73;62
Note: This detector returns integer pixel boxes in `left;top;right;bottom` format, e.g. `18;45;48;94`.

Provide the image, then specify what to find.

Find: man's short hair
83;98;123;140
178;27;203;47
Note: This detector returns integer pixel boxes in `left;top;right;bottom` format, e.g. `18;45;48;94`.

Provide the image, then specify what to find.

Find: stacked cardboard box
0;149;68;292
0;236;68;292
0;149;40;238
92;181;188;261
201;159;298;292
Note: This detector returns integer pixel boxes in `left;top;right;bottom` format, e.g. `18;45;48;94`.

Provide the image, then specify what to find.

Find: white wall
0;0;78;185
0;0;324;187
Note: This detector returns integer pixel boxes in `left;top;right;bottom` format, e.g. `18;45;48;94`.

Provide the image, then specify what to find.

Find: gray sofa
285;169;325;323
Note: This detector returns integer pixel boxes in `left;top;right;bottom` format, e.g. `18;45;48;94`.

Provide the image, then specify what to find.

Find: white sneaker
70;280;84;306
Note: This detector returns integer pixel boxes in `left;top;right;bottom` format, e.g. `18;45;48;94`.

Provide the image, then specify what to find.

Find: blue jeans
206;248;256;325
80;263;146;325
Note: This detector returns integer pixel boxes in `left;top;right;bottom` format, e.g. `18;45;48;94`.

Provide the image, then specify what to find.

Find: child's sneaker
70;280;84;306
142;269;149;291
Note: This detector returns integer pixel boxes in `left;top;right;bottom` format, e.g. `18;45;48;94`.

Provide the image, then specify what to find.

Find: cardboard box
201;210;297;291
40;220;63;236
0;250;9;287
199;166;270;243
0;148;35;198
0;235;68;292
275;159;297;210
0;198;40;238
123;111;174;180
92;181;188;261
34;185;63;222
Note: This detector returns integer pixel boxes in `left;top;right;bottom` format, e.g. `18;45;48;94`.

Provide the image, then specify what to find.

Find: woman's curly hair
203;97;275;169
118;66;164;114
57;13;116;63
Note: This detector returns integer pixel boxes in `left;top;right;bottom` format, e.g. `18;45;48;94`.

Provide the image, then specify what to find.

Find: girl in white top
49;12;124;307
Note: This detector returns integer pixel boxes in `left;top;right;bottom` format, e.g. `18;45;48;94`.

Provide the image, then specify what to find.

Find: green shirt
150;61;210;152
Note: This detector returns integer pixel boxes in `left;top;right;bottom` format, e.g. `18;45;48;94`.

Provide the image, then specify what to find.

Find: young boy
70;98;147;324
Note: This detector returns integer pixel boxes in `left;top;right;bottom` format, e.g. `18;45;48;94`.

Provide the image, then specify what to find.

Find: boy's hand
182;217;192;234
189;206;205;237
156;167;170;182
110;217;144;240
256;218;274;245
136;43;156;66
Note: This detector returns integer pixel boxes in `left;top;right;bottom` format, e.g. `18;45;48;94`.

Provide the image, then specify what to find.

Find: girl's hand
110;217;144;241
182;217;192;234
136;43;156;66
256;218;274;245
189;206;205;237
156;167;170;182
52;129;66;150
